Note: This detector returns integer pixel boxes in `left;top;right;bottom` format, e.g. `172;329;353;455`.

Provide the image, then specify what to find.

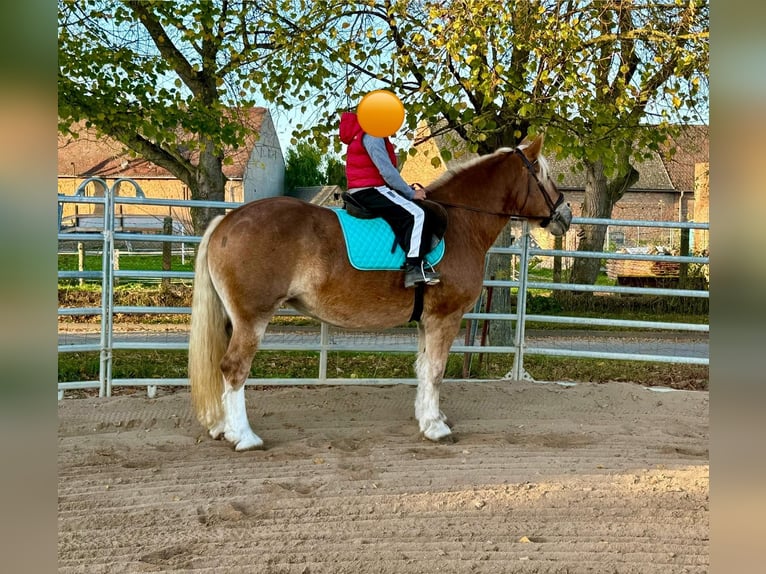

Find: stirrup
423;261;440;284
404;261;440;288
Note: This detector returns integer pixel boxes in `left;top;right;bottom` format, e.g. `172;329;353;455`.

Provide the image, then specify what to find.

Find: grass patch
59;283;709;329
58;278;709;393
59;349;707;392
58;253;195;273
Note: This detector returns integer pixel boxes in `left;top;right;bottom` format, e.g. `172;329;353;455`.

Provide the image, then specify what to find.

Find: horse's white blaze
222;383;263;450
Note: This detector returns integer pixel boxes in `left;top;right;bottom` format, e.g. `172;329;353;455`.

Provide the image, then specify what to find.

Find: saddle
340;191;376;219
340;191;448;252
331;197;447;271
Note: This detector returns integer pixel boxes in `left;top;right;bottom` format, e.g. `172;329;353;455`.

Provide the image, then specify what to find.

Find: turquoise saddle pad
332;208;445;271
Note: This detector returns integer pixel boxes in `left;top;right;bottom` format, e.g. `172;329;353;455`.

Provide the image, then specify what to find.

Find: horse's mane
427;145;550;192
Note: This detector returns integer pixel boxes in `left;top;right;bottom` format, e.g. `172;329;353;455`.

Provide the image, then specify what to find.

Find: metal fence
58;179;709;398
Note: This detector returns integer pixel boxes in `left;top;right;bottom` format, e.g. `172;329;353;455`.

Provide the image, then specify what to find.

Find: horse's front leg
414;318;458;441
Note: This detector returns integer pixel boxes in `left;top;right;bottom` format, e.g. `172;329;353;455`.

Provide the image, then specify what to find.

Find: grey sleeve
362;134;414;199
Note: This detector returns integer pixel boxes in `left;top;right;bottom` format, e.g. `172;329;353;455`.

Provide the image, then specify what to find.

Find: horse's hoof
234;432;264;451
208;421;226;440
423;419;452;442
418;412;450;433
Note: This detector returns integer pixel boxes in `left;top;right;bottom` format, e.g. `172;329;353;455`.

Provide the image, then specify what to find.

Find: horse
188;135;572;450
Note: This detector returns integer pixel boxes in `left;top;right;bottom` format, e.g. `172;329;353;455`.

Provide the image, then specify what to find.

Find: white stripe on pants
374;186;425;258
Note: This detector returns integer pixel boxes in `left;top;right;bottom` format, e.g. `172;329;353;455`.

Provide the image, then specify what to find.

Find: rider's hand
413;187;427;201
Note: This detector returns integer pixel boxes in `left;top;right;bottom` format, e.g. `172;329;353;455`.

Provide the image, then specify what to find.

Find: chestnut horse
189;135;571;450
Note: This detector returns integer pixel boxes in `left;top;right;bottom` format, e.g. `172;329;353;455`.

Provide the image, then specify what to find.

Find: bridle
510;148;565;228
427;147;565;224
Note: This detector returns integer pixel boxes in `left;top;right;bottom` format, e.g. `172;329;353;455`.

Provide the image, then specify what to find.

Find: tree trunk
569;159;639;286
189;141;227;234
553;235;563;283
487;222;515;346
570;160;610;286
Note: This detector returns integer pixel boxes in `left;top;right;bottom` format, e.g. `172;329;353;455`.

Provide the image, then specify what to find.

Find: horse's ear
523;134;545;160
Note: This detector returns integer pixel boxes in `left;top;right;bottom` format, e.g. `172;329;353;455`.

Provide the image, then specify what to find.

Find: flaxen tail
188;215;228;430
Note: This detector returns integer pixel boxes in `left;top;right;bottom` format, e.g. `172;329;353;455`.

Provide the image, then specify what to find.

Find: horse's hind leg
218;321;267;451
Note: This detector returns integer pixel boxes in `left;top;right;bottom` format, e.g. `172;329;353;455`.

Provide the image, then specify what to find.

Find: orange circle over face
357;90;405;137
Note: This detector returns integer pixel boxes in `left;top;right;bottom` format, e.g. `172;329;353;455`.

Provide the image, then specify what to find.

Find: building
57;107;285;234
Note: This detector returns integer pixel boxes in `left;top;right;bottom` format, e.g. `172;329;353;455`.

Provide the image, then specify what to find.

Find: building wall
545;189;694;252
243;111;285;202
607;190;688;249
693;163;710;254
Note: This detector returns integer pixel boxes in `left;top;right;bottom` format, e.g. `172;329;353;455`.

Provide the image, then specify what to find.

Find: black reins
428;147;564;220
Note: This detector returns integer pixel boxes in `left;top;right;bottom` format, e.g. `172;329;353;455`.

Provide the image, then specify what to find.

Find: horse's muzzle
544;202;572;236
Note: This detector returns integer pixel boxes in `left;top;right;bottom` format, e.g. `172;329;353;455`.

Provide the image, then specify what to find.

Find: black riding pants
348;186;431;261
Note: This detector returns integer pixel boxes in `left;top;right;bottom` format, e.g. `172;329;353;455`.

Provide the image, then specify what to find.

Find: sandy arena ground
58;380;708;573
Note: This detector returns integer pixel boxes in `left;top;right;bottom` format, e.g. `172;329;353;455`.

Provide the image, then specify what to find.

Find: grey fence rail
58;179;709;398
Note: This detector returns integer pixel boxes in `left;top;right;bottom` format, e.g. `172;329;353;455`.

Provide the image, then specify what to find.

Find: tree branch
125;1;207;96
446;54;482;112
111;126;196;188
607;162;639;203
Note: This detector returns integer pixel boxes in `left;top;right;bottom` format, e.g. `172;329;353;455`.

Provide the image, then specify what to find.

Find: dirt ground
58;380;709;573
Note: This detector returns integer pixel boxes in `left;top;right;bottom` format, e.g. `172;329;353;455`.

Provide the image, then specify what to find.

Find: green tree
284;143;324;192
284;144;347;192
59;0;708;282
324;156;347;189
261;0;708;285
58;0;285;233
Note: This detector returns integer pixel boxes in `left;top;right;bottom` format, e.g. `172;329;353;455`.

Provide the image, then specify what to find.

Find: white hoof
422;419;452;441
418;410;447;433
234;431;264;451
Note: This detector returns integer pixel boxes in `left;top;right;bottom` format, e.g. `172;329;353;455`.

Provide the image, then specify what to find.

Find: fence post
510;221;531;381
77;242;85;287
162;217;173;291
319;322;329;382
99;185;115;397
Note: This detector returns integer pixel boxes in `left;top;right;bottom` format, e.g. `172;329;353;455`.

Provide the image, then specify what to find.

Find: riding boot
403;259;440;288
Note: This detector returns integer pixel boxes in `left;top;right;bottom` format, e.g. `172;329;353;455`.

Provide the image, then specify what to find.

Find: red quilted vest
339;112;397;189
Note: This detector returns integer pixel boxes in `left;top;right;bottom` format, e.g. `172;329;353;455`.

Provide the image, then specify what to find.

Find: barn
57;107;285;235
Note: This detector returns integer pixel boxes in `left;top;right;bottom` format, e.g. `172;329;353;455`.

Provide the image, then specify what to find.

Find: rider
339;111;440;288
